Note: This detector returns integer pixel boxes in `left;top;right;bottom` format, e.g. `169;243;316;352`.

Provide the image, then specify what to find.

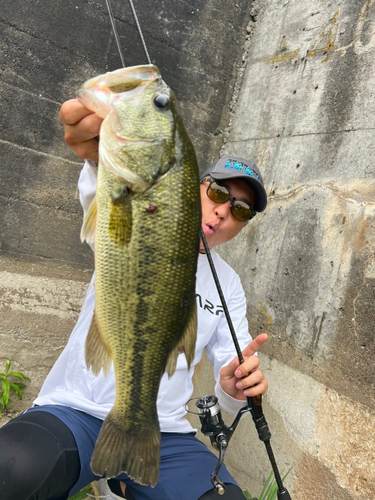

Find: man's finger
220;333;268;380
59;99;94;126
241;333;268;359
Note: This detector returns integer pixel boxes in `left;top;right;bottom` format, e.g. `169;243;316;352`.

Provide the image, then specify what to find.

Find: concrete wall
195;1;374;498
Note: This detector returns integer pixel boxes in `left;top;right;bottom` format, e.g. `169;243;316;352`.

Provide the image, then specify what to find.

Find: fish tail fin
91;410;160;487
81;196;97;244
85;311;112;377
166;304;197;377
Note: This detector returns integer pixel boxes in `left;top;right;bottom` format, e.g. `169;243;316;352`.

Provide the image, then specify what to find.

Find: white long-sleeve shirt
34;163;251;433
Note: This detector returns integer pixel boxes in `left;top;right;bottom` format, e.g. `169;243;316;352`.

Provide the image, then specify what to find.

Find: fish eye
154;94;169;109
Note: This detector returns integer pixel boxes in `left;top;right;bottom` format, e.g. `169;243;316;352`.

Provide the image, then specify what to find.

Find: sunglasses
201;177;256;222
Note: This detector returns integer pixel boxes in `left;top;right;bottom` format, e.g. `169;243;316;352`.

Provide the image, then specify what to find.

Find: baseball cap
200;156;267;212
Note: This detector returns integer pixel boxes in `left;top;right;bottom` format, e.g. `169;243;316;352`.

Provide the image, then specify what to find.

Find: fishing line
104;0;151;66
105;0;126;67
128;0;152;64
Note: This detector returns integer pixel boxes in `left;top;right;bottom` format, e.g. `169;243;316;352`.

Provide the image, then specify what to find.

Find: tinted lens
206;180;256;222
207;182;231;203
231;200;254;222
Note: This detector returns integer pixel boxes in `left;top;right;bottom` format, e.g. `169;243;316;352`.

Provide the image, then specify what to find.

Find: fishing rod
200;229;291;499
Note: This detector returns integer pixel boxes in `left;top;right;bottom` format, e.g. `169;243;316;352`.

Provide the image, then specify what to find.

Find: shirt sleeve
78;160;98;215
205;270;252;414
77;161;98;252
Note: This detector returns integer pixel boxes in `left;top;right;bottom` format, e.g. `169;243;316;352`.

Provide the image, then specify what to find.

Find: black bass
76;65;201;486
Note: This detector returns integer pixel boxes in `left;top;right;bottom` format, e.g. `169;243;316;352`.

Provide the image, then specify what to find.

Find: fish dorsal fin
80;196;97;244
85;310;113;377
165;304;197;378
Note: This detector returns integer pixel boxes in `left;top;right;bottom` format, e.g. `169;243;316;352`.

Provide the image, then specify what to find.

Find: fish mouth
113;133;161;145
112;132;169;146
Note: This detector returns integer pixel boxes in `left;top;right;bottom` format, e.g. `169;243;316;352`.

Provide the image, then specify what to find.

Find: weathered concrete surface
0;255;90;424
198;0;375;498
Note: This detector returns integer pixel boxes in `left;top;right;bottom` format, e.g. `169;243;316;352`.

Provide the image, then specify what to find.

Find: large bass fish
76;65;201;486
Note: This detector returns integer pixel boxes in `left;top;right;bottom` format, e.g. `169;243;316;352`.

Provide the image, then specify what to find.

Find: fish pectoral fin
85;311;112;377
81;196;97;244
109;187;132;246
166;304;197;377
90;410;160;486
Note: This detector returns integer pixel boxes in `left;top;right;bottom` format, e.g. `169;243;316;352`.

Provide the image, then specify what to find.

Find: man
0;100;268;500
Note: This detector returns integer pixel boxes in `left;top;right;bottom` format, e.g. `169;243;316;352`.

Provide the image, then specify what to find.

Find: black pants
0;411;245;500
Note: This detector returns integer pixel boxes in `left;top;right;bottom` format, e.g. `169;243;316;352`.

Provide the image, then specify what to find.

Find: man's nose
215;200;231;219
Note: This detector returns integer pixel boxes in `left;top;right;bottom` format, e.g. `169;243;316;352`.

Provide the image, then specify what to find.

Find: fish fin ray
109;187;132;246
85;311;112;377
90;410;160;486
166;304;197;377
80;197;97;244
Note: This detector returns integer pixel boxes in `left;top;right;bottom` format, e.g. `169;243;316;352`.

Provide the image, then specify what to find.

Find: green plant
69;484;93;500
243;466;292;500
0;360;29;416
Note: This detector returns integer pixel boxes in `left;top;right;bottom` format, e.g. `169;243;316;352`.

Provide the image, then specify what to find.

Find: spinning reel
194;394;291;498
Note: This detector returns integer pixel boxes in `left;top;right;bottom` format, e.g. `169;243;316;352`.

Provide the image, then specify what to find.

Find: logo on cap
224;159;262;184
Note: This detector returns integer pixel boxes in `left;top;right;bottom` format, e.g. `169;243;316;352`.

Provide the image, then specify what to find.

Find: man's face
200;177;256;251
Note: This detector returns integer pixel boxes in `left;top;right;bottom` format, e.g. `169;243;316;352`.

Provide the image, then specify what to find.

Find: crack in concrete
268;183;375;205
0;16;90;61
0;193;72;211
352;256;373;337
0;250;92;268
220;13;256;153
227;126;375;143
0;139;82;166
1;81;61;106
352;291;360;337
0;194;82;219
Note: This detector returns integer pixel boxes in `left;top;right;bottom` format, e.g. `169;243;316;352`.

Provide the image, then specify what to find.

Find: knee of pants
0;419;68;500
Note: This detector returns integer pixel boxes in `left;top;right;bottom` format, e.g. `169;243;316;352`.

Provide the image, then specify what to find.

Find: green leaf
0;372;6;379
259;471;274;500
8;371;27;381
5;360;11;374
12;382;26;389
268;481;278;500
2;380;10;407
282;466;293;482
10;383;23;400
69;484;92;499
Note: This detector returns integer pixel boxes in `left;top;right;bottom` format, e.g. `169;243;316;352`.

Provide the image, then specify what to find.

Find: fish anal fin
109;187;132;246
166;304;197;377
90;409;160;486
85;311;112;377
81;197;97;244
